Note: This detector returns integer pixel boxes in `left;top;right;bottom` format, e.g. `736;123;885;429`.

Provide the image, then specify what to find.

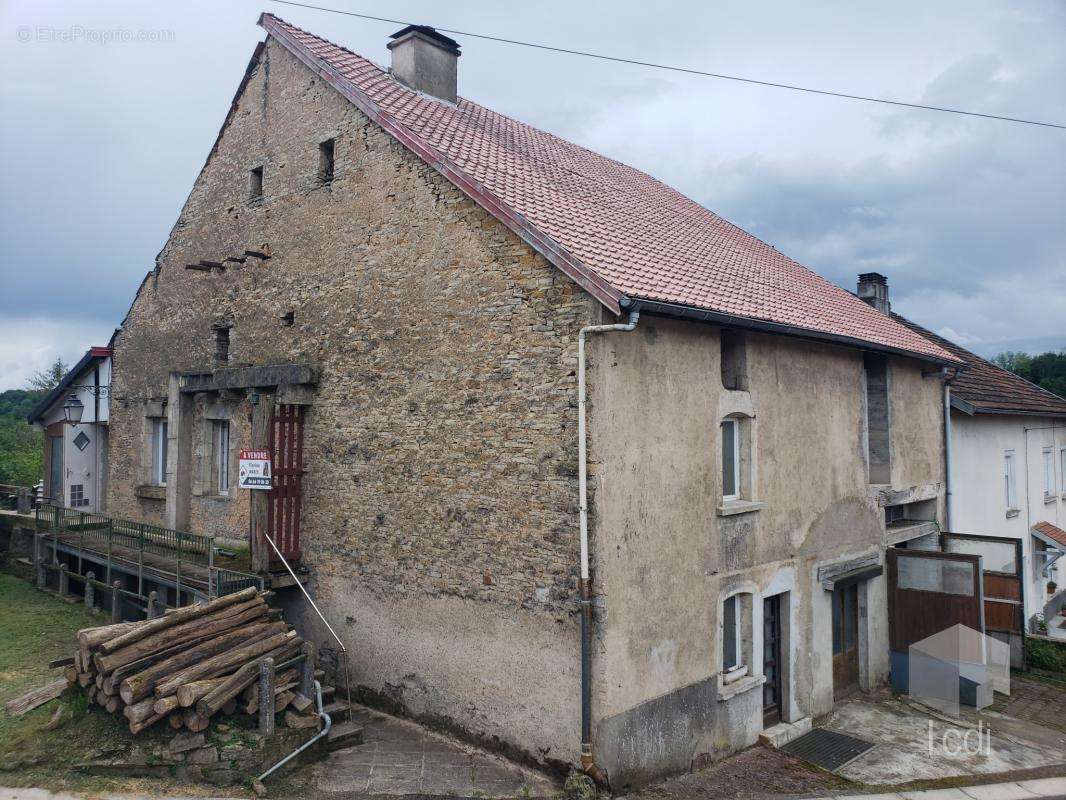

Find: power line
267;0;1064;130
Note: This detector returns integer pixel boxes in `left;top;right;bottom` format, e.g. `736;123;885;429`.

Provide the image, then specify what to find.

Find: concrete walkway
795;775;1066;799
313;704;558;797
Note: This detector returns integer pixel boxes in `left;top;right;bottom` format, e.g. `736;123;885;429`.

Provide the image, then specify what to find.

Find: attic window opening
720;330;748;391
249;166;263;200
318;138;335;183
281;311;295;327
214;325;231;362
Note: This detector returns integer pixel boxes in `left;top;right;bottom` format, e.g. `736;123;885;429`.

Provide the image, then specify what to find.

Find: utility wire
267;0;1064;130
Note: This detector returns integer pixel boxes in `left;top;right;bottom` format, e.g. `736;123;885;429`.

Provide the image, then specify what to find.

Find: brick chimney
857;272;891;314
388;25;461;104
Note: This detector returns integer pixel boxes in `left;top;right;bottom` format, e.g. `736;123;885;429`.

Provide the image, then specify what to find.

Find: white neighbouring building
885;296;1066;637
27;346;113;513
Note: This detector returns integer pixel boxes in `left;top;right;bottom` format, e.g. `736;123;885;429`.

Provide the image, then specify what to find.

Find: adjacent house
885;280;1066;642
27;346;112;513
100;14;961;785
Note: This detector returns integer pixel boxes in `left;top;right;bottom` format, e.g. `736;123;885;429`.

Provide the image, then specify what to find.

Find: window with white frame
215;420;231;495
1044;447;1055;499
1004;450;1016;511
721;418;740;501
720;592;752;681
152;419;168;486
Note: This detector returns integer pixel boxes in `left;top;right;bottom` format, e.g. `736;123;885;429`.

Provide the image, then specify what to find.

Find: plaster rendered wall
107;36;599;766
587;318;942;785
950;412;1065;620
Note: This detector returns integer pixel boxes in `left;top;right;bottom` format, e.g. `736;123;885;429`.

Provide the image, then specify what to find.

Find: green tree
25;357;68;393
993;349;1066;399
0;418;41;486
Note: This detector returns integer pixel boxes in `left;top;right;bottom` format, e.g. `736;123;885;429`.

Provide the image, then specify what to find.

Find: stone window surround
193;400;237;500
716;390;763;517
715;568;798;724
136;400;169;496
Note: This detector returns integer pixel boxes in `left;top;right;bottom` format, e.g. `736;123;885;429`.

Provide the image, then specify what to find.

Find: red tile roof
258;14;958;364
893;315;1066;416
1033;521;1066;549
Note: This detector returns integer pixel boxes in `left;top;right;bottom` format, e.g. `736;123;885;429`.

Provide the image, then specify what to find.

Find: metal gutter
624;298;961;367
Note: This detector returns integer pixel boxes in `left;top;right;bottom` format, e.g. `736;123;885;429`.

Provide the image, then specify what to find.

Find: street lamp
62;393;84;424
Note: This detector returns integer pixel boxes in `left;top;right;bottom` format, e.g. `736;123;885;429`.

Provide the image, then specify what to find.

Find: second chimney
857;272;891;314
388;25;461;104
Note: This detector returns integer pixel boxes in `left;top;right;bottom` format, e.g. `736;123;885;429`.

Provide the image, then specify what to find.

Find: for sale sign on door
238;449;272;489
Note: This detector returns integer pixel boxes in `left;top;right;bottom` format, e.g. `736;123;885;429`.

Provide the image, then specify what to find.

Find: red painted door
266;404;304;568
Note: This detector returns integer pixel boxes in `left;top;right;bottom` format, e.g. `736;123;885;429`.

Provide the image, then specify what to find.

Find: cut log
120;621;284;703
177;679;225;708
243;668;298;708
124;696;157;724
95;690;108;708
99;587;259;654
76;619;143;650
129;711;165;734
64;666;78;685
168;712;185;730
49;656;75;669
153;695;181;716
153;629;295;700
194;642;299;718
77;672;94;688
86;686;97;704
290;693;313;714
104;630;220;693
183;709;209;733
105;696;124;715
94;599;266;673
5;679;68;716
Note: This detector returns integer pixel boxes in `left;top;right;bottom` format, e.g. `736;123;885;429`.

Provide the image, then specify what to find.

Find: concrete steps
326;720;364;751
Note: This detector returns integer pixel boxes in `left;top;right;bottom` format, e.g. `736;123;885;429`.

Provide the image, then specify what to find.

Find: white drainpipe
576;309;639;779
943;377;953;532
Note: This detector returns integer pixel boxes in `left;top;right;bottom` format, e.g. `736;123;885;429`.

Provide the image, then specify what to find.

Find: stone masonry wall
108;36;598;762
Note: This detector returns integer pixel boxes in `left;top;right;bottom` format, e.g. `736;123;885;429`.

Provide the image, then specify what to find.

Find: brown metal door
266;404;304;568
832;583;860;700
887;548;983;692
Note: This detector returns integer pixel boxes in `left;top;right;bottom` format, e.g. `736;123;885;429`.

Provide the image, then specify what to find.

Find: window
1043;447;1055;498
152;419;168;486
720;591;752;680
73;430;90;451
215;420;230;495
249;166;263;200
721;419;740;501
863;353;891;484
214;325;231;362
722;594;740;670
897;555;975;596
318;138;335;183
1004;450;1017;510
69;484;88;508
720;330;748;391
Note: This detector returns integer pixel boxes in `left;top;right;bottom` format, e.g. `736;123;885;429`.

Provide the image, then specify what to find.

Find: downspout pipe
577;309;639;783
942;371;953;531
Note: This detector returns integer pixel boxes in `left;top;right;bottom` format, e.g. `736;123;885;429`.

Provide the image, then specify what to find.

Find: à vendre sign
238;449;272;490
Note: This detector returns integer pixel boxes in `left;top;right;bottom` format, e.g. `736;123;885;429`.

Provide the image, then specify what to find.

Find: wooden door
832;583;860;700
763;594;783;726
266;404;304;568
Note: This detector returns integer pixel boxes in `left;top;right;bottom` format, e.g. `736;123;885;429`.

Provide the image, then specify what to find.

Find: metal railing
34;502;262;599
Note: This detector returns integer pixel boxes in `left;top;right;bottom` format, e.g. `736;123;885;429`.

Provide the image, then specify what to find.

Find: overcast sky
1;0;1063;390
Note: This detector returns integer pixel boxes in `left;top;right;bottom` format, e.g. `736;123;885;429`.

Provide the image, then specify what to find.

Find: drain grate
781;728;875;772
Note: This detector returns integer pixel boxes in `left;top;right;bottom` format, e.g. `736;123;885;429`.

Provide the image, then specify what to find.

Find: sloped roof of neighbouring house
893;315;1066;417
1033;521;1066;549
255;14;958;366
26;347;111;425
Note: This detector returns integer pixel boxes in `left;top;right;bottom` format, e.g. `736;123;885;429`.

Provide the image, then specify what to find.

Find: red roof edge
89;346;112;357
258;13;624;316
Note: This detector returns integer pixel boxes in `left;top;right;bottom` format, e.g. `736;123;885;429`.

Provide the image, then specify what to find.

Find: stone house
104;14;960;787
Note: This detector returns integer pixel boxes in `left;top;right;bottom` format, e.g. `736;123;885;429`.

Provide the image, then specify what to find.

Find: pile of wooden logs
65;587;310;735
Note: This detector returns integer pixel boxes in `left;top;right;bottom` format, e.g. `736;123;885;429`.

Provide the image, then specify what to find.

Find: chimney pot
857;272;891;314
388;25;460;104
